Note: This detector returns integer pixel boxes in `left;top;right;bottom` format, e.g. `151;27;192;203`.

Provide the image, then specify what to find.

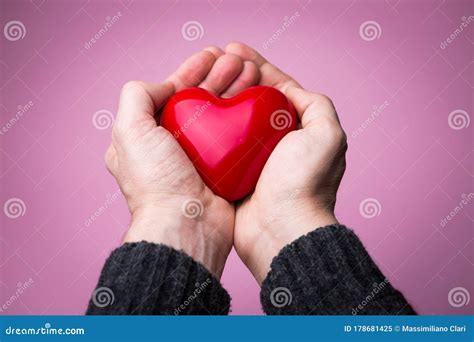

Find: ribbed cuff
86;242;231;315
261;224;416;315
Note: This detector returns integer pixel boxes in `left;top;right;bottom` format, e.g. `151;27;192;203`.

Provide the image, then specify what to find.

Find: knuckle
204;45;223;56
225;41;243;51
104;147;115;171
121;80;144;94
316;94;335;108
337;126;348;144
330;126;346;145
205;44;220;51
319;116;345;145
112;121;126;139
105;158;112;172
318;115;336;130
104;145;112;159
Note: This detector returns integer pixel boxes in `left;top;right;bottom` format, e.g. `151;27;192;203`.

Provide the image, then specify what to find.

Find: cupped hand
105;46;259;278
225;42;348;283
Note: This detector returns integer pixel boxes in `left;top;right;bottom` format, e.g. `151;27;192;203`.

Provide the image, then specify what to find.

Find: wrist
244;202;337;283
123;197;231;278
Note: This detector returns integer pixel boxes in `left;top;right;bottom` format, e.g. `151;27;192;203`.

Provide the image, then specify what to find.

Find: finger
285;86;340;128
199;53;244;95
114;81;174;133
203;45;225;59
225;41;300;92
221;60;260;98
166;50;217;91
224;41;266;66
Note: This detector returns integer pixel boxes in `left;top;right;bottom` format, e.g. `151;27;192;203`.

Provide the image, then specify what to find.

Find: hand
226;42;348;283
105;46;258;278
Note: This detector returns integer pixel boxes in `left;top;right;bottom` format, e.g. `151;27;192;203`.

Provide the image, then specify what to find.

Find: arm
86;242;230;315
260;224;416;315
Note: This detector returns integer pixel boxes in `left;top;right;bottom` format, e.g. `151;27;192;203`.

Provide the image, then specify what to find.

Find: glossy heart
161;86;297;201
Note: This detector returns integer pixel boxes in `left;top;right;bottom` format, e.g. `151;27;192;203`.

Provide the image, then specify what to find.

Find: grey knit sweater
86;224;415;315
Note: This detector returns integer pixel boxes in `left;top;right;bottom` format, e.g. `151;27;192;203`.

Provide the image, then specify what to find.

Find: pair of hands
105;42;347;283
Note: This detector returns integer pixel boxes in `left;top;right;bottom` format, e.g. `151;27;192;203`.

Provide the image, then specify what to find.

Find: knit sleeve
260;224;416;315
86;242;231;315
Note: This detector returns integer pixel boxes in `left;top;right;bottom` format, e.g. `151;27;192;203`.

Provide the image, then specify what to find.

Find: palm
134;126;207;197
256;130;316;196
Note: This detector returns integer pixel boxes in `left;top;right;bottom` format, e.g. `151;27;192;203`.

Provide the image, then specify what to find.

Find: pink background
0;0;472;315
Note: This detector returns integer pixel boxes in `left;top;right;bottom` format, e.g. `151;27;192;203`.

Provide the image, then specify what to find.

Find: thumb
284;86;340;129
114;81;175;135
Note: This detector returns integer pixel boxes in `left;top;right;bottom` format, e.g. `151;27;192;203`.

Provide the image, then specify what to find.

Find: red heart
161;86;297;201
